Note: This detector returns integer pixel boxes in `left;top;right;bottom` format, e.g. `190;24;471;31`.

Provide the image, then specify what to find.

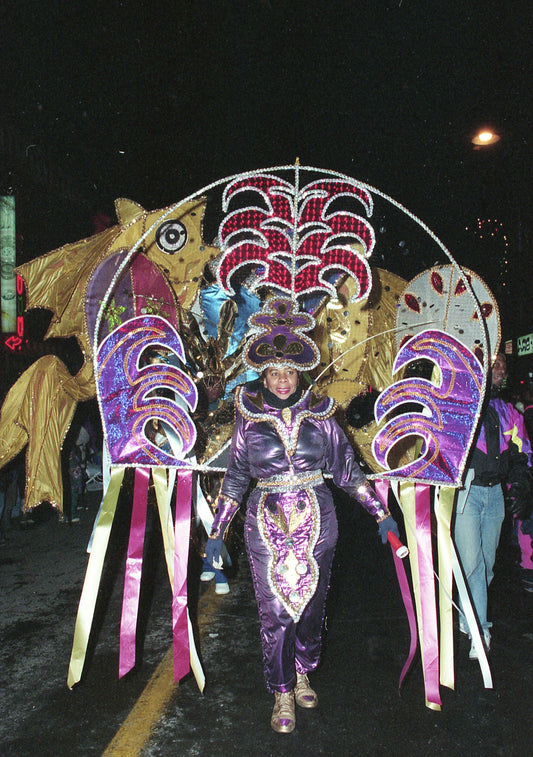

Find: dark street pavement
1;487;533;756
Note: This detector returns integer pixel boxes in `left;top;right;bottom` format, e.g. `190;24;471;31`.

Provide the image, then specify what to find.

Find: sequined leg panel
294;504;337;674
257;487;321;621
245;492;338;692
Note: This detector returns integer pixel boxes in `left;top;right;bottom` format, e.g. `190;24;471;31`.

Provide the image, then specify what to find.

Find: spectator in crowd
515;384;533;593
454;353;532;658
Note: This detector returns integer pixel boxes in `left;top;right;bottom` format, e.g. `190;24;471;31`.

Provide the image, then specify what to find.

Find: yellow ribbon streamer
67;467;125;688
435;485;455;690
394;480;441;710
152;467;175;580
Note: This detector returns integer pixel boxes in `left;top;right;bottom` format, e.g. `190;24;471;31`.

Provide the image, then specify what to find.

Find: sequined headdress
242;297;320;373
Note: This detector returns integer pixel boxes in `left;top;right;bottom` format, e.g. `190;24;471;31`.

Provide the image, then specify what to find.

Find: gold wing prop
313;267;410;473
16;224;121;346
4;197;220;510
314;267;407;405
16;197;219;356
0;355;95;511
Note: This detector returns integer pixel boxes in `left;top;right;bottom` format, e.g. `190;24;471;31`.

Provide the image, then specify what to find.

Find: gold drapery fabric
0;355;95;511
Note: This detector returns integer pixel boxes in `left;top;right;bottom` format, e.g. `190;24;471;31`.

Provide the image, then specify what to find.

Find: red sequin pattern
217;174;374;301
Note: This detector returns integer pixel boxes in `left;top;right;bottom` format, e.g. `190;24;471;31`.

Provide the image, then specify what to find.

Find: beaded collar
236;385;336;457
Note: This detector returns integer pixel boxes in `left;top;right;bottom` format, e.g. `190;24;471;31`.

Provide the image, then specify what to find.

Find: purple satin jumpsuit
211;384;389;692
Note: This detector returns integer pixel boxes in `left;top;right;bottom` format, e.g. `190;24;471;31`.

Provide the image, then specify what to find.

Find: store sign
505;340;513;355
517;333;533;356
1;195;16;333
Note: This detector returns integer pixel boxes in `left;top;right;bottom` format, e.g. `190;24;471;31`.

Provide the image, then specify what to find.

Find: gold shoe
271;690;296;733
294;672;318;708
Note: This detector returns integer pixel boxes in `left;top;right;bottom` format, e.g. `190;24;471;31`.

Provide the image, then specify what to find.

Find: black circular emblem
155;220;188;254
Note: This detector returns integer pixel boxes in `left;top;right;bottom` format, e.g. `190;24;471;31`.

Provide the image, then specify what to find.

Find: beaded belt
256;470;324;493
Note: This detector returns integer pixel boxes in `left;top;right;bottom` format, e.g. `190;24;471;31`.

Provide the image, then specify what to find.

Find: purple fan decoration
372;329;484;484
96;315;198;467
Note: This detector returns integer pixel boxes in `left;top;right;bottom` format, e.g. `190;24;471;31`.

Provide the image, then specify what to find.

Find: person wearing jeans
454;353;532;658
454;478;505;650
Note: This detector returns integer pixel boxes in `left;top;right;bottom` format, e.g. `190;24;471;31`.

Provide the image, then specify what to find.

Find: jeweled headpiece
243;297;320;373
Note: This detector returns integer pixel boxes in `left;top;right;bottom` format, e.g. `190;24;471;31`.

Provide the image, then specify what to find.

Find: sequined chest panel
237;387;336;620
257;487;320;622
236;386;336;471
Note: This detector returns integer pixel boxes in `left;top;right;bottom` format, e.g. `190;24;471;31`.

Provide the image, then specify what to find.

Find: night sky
1;0;532;330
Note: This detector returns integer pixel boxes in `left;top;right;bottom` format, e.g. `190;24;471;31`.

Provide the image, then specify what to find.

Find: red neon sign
4;335;22;351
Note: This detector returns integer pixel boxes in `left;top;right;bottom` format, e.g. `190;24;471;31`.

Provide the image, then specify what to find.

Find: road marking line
102;586;221;756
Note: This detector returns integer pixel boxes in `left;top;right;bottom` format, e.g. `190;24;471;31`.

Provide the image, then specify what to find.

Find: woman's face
263;367;299;399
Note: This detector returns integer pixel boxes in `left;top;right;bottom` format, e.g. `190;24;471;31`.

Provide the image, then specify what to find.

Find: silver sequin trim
256;470;324;493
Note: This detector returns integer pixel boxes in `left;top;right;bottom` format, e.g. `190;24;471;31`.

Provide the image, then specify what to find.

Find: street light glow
471;129;501;146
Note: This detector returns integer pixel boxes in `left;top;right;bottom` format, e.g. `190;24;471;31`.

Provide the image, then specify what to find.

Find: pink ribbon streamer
119;467;149;678
173;469;192;682
415;483;441;708
392;549;418;691
374;479;418;694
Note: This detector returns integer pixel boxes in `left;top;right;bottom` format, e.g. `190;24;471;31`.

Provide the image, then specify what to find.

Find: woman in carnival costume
205;297;399;733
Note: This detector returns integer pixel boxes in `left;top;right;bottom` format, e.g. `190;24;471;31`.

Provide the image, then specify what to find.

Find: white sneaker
200;570;215;581
215;581;230;595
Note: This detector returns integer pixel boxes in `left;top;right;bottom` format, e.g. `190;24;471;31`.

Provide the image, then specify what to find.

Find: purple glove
378;515;400;545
